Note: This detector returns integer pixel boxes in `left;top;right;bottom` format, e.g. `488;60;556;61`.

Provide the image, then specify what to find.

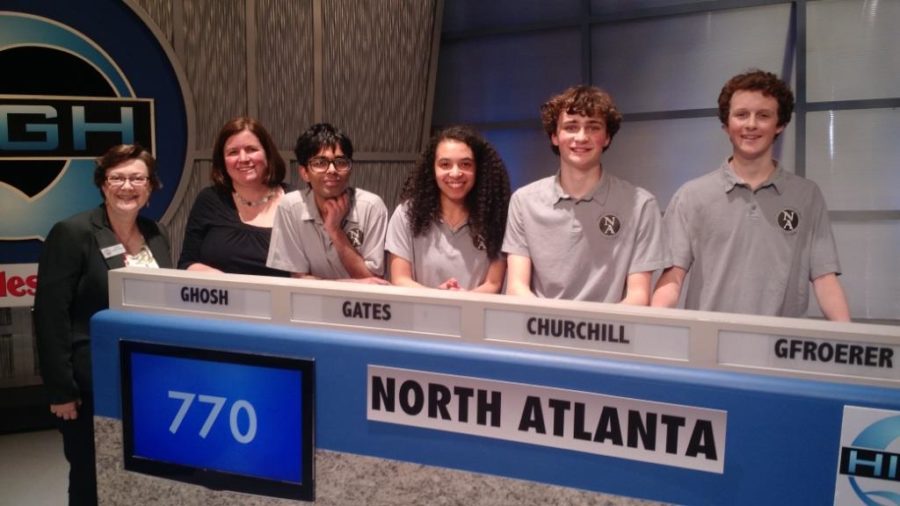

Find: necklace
234;188;276;207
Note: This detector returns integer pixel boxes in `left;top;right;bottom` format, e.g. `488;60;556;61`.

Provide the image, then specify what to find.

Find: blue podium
91;268;900;505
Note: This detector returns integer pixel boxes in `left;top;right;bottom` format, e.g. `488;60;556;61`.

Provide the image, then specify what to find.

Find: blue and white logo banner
0;2;191;263
835;406;900;505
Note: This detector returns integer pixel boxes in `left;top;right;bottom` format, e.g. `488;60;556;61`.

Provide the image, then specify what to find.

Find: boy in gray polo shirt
503;85;669;303
267;123;388;283
651;70;850;320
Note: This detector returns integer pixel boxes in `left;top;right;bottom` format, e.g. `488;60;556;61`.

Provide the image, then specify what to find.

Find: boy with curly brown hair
503;85;669;303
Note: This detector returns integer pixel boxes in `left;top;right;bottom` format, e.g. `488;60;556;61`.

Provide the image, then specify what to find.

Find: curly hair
718;69;794;128
210;116;286;193
540;85;623;155
94;144;161;198
399;126;511;260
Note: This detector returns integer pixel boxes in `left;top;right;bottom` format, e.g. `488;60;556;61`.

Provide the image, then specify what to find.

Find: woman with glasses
386;126;510;292
34;144;172;505
178;117;291;276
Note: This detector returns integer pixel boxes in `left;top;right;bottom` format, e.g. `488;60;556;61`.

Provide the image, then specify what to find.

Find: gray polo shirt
663;160;841;317
502;171;669;302
267;187;388;278
386;201;493;290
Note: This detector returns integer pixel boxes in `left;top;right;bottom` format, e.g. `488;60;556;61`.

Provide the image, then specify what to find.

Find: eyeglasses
106;175;150;187
307;156;352;173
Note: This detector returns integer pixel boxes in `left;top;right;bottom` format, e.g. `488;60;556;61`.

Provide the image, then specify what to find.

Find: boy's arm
621;271;652;306
651;266;687;308
812;273;850;321
505;254;534;297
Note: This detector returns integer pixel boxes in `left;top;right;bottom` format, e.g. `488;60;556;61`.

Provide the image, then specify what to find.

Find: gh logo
0;9;191;263
598;215;621;237
0;14;144;241
777;209;800;233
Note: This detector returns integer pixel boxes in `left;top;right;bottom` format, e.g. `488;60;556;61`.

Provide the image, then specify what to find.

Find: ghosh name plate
122;278;272;318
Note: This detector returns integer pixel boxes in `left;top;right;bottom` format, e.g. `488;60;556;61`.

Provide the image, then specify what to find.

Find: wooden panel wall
128;0;440;262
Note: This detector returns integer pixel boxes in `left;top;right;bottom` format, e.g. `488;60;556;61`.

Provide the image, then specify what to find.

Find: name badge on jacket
101;243;126;259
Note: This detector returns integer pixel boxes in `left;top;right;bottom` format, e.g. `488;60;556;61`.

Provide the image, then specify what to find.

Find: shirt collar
552;170;610;205
299;187;319;222
720;159;785;195
300;187;360;225
439;216;470;234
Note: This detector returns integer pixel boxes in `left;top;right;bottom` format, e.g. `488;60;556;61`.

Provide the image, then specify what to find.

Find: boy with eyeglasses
267;123;388;283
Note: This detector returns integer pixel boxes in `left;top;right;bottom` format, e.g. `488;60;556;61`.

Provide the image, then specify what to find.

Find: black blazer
34;206;172;404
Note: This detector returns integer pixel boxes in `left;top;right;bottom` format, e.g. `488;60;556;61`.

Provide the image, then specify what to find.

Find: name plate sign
291;294;461;337
718;331;899;382
368;366;726;473
122;278;272;318
484;309;690;361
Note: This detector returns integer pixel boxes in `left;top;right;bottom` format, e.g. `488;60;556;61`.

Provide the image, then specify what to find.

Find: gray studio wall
434;0;900;323
130;0;441;264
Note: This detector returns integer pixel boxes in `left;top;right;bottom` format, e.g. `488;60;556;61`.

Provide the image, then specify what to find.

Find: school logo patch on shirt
777;209;800;233
474;233;487;251
598;215;621;237
346;228;364;249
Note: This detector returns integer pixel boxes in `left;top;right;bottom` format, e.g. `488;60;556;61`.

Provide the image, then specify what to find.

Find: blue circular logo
0;2;192;262
848;415;900;505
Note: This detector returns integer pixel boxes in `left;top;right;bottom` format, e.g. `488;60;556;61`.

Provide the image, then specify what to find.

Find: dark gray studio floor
0;429;67;505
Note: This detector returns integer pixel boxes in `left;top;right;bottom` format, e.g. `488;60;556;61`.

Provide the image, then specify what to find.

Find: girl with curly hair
386;126;511;292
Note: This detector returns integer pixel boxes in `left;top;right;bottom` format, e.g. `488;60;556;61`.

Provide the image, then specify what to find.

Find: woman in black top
179;117;290;276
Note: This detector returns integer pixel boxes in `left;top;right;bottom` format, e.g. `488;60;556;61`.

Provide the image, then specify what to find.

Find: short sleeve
501;191;530;258
385;203;413;262
359;196;389;276
629;194;671;274
663;187;695;271
266;198;311;274
807;185;841;280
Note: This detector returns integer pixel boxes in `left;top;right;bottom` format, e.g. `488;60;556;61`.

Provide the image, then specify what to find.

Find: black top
178;185;291;277
34;206;173;403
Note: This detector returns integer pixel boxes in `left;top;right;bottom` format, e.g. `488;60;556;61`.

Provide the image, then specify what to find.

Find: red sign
0;264;38;307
